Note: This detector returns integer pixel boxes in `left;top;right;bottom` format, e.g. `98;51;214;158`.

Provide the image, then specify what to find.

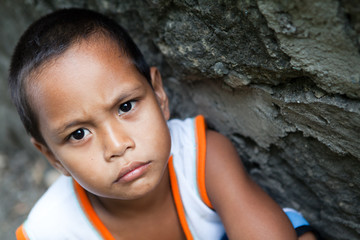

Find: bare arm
205;130;297;240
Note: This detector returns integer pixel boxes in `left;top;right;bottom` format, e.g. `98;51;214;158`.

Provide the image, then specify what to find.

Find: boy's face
30;37;171;200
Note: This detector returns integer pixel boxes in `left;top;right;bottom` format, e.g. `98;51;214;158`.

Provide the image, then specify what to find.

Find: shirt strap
195;115;214;209
16;224;29;240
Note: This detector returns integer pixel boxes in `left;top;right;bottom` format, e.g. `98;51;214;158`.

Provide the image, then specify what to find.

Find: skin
29;36;316;240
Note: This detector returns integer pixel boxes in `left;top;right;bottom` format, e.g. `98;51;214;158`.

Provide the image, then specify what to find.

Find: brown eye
70;128;90;141
118;101;136;115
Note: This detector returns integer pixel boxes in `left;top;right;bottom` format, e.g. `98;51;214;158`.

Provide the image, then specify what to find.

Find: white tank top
16;116;225;240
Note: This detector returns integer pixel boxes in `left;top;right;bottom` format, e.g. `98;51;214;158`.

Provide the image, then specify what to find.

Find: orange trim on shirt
16;224;29;240
195;115;214;209
73;181;116;240
168;156;194;240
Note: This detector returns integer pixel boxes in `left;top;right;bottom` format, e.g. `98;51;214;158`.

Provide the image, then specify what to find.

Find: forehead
28;36;144;101
27;37;148;132
38;36;126;78
29;35;135;88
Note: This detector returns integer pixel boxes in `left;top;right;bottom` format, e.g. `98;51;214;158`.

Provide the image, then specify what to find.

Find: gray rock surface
1;0;359;239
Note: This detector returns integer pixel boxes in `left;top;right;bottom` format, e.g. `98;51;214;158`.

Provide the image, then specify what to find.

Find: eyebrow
54;119;88;137
53;84;144;136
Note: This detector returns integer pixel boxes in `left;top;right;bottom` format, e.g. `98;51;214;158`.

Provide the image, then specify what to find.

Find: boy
9;8;319;240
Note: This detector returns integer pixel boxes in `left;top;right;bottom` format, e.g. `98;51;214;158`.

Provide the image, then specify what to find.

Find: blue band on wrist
283;208;310;229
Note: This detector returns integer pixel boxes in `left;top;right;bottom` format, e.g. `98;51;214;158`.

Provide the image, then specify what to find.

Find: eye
69;128;90;141
118;101;136;115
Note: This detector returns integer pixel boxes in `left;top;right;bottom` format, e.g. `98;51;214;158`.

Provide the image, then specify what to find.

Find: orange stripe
195;115;214;209
73;181;115;240
16;224;29;240
168;156;194;240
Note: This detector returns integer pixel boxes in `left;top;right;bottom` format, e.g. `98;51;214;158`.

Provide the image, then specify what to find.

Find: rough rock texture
0;0;359;239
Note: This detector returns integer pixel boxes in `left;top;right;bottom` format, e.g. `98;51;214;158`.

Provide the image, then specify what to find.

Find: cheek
138;113;169;143
54;147;100;174
146;121;171;158
130;108;171;158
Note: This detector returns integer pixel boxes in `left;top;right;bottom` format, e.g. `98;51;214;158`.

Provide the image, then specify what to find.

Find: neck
87;166;172;218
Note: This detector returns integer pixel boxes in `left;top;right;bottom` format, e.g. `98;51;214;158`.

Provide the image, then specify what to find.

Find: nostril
102;123;135;161
104;137;135;162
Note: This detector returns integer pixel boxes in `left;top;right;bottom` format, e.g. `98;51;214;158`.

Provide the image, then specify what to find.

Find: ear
30;138;71;176
150;67;170;120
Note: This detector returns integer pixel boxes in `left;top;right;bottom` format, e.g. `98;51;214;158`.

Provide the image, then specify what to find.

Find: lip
114;161;151;183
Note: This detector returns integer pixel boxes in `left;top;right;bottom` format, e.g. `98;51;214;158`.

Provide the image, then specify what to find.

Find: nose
102;121;135;161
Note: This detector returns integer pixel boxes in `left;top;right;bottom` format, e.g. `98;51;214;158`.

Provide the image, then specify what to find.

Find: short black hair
9;8;151;145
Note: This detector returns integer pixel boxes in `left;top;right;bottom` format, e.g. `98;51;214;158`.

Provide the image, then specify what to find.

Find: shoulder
206;130;238;157
205;129;248;181
27;176;74;220
21;176;97;239
24;176;75;237
204;129;254;210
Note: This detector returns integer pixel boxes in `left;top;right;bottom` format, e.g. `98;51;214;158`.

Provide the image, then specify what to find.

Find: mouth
114;161;152;184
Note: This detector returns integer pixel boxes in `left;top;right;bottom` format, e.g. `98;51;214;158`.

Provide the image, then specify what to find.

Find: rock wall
0;0;359;239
